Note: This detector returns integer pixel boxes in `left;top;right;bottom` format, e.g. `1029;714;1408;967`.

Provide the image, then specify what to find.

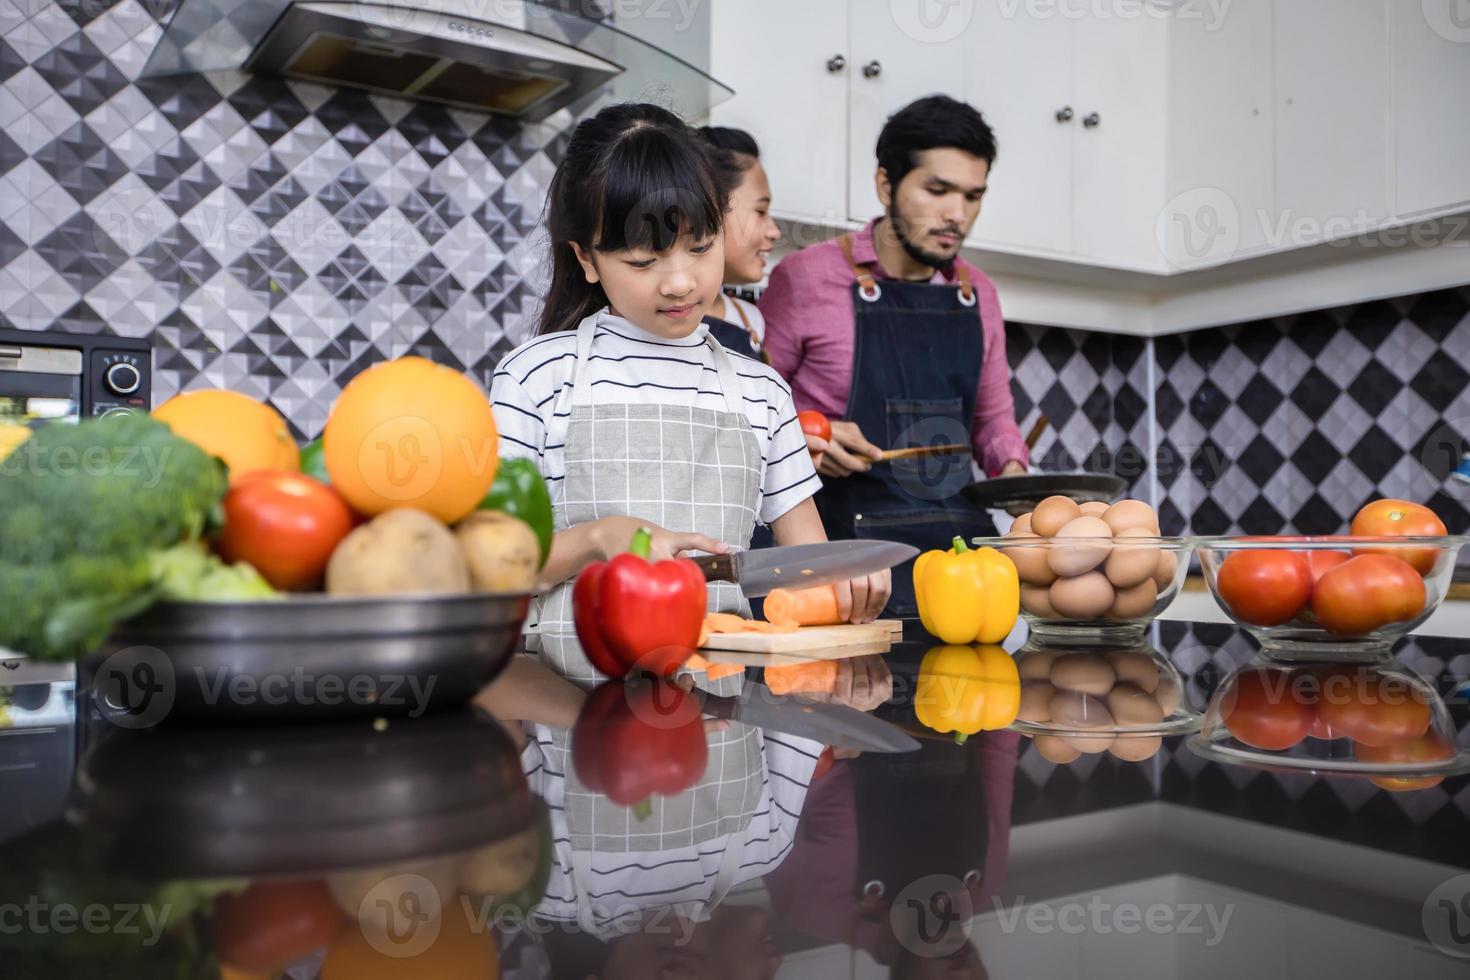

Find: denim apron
814;233;998;617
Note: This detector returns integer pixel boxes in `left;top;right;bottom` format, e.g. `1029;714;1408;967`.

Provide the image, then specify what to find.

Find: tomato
1350;499;1447;575
797;410;832;443
1316;668;1432;747
1310;554;1426;635
1304;550;1349;584
1219;668;1314;751
1215;550;1313;627
1356;732;1455;791
214;879;343;972
218;471;356;591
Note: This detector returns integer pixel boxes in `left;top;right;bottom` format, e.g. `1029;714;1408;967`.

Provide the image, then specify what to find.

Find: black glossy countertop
1;621;1468;979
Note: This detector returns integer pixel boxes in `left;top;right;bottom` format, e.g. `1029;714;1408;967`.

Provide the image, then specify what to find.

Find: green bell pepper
479;458;553;568
299;437;330;485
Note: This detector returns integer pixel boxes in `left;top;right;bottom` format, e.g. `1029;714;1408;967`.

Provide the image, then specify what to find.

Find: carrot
702;612;797;635
683;652;745;681
764;660;838;696
763;585;843;628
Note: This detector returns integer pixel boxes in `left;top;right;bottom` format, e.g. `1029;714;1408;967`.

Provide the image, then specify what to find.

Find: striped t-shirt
489;310;820;526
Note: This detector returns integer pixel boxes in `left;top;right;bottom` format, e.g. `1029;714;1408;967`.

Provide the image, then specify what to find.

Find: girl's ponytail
537;103;727;336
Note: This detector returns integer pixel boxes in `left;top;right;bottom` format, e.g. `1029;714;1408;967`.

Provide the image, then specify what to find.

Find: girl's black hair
537;103;728;336
699;125;761;197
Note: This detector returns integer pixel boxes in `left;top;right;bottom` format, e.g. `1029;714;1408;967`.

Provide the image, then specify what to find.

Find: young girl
699;126;781;362
481;102;890;935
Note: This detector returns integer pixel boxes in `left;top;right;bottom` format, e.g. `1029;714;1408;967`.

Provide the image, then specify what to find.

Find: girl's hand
832;569;891;624
591;515;729;563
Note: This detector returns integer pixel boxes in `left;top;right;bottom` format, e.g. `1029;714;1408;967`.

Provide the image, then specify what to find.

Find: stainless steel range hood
142;0;731;122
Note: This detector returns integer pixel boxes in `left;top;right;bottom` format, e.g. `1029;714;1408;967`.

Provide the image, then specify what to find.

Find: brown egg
1002;531;1057;586
1107;580;1158;620
1017;650;1056;681
1011;512;1033;534
1151;550;1179;593
1051;690;1115;730
1048;516;1113;576
1049;653;1115;695
1107;650;1160;694
1102;499;1160;535
1109;736;1163;762
1020;583;1056;617
1078;501;1110;516
1049;572;1115;619
1104;527;1161;588
1106;682;1165;726
1155;677;1182;716
1062;733;1116;755
1032;495;1082;537
1033;734;1082;764
1018;681;1055;722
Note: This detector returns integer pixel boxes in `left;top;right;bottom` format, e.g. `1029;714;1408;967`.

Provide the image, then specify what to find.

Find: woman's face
573;232;727;339
721;158;781;285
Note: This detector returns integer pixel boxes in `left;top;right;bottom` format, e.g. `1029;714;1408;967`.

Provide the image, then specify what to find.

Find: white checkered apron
533;312;765;863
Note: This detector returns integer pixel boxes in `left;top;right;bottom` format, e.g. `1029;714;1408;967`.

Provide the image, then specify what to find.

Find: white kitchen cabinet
707;0;851;225
845;0;969;225
1393;0;1470;218
963;3;1075;257
1162;1;1275;269
1273;0;1392;246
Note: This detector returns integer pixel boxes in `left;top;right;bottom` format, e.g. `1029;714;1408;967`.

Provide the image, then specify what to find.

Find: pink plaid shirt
759;218;1029;476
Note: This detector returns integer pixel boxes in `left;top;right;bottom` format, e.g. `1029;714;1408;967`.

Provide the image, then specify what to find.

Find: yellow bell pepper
915;644;1021;744
913;537;1020;644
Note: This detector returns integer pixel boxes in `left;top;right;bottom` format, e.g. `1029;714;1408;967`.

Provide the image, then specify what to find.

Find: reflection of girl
542;902;784;980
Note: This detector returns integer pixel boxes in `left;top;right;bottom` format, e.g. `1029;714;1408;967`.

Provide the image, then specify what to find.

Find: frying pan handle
690;553;737;583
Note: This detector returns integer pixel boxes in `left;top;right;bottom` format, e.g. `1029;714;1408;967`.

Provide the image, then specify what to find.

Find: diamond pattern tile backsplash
1;0;565;440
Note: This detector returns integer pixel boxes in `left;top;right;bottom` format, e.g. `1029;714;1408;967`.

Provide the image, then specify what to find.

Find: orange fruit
323;357;498;524
320;906;498;980
152;390;297;483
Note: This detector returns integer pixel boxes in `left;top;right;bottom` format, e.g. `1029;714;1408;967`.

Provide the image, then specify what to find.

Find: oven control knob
105;362;141;396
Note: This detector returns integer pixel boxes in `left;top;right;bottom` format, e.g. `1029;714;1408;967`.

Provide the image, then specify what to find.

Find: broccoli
149;542;277;601
0;414;251;660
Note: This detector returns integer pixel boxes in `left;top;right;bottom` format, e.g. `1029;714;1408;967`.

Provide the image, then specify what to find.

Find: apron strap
956;263;977;306
838;234;882;303
727;294;764;355
703;331;745;418
570;311;602;408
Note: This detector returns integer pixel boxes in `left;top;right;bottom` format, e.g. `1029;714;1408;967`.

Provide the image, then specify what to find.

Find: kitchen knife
701;682;920;753
690;540;919;597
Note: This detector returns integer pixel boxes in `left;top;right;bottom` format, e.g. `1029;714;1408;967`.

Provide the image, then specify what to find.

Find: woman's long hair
537;103;728;336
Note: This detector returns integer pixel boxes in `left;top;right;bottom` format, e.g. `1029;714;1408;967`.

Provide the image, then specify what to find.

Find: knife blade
700;682;919;753
690;540;919;597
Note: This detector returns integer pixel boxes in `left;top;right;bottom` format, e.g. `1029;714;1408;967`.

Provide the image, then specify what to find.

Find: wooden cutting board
699;619;903;666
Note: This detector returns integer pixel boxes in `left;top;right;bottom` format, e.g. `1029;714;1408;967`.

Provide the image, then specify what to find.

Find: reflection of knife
689;540;919;597
700;682;919;753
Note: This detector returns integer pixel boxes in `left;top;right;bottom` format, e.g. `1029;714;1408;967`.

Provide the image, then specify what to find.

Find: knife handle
690;553;737;583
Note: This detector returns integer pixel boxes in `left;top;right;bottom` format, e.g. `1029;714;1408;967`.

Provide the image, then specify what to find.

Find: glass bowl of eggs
1011;642;1202;765
974;496;1194;642
1189;656;1469;790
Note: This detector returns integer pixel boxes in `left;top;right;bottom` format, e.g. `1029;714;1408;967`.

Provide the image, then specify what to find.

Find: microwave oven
0;328;152;425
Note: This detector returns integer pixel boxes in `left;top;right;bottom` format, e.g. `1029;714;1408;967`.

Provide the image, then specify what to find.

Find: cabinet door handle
1083;112;1101;128
863;60;882;78
1056;106;1074;123
827;55;847;73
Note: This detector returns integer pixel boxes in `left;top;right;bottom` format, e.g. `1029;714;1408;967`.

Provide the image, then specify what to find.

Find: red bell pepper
571;677;709;819
573;526;707;678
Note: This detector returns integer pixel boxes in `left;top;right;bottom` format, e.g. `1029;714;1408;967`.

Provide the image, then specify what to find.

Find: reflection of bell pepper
479;457;554;568
914;538;1020;644
915;644;1021;744
572;677;709;819
573;527;706;678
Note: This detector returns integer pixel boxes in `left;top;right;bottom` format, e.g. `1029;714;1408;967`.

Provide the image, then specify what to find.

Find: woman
699;126;781;363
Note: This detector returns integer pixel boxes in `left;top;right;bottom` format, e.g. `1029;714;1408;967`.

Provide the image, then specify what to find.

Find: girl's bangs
592;131;723;253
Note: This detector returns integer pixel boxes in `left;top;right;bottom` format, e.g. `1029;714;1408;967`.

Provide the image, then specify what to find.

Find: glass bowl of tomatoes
1010;641;1203;765
1189;658;1469;790
1195;534;1464;659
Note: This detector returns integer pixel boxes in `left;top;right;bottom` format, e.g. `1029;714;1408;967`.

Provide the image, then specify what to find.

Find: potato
326;508;471;596
327;856;459;933
457;511;539;592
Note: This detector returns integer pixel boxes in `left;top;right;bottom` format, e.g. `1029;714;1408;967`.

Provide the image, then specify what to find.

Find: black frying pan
962;473;1128;516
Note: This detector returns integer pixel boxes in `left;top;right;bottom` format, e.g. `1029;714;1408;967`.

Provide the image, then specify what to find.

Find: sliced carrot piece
765;660;838;696
683;652;744;681
763;585;843;628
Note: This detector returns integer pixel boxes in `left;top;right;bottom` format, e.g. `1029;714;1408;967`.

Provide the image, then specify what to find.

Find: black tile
1184;329;1227;370
1190;377;1229;430
1292;430;1342;484
1005;323;1036;368
32;31;128;116
1236;433;1284;488
1410;349;1470;413
1293;493;1343;535
1343;299;1403;351
33;122;128;205
0;220;22;269
315;90;390;156
33;212;128;292
1190;496;1231;535
1238;496;1286;535
1037;327;1077;373
134;73;224;132
1154;333;1185;372
1405;288;1470;343
1233;319;1283;364
0;38;23;84
1038;380;1078;430
158;160;219;217
1081;384;1111;427
227;152;288;205
1348;424;1402;483
1113;382;1147;433
1290;366;1340;421
1080;331;1110;375
1238;374;1283;427
1346;358;1400;417
1190;438;1228;486
1156;381;1184;428
1009;380;1033;421
397;103;467;168
227;76;310;145
1286;309;1340;358
0;127;24;176
1155;439;1186;490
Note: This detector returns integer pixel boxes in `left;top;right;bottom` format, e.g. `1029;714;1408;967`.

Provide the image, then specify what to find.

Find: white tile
1319;394;1373;454
85;172;173;256
180;185;258;266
